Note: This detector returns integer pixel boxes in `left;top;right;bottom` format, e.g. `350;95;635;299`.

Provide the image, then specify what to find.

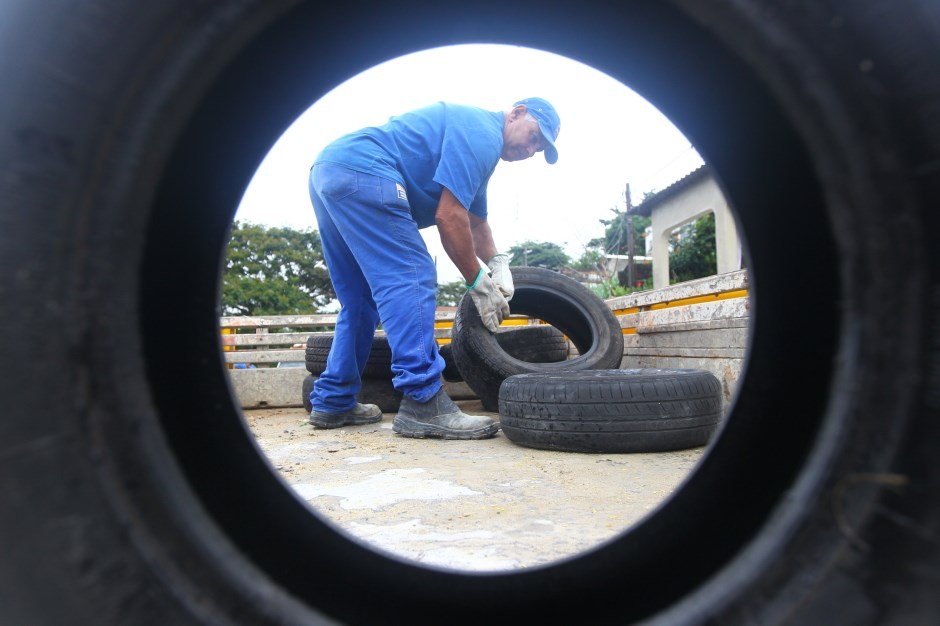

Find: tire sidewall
452;267;624;409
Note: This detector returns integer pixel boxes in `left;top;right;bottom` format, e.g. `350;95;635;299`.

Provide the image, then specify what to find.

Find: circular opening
139;2;839;623
223;44;742;573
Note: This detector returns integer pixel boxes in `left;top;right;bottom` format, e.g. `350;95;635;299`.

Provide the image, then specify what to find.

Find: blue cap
515;97;560;164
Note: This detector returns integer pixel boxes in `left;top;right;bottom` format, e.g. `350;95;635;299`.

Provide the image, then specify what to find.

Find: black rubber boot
392;388;499;440
309;402;382;428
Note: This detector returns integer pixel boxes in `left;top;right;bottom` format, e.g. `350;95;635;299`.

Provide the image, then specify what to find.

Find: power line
632;144;698;191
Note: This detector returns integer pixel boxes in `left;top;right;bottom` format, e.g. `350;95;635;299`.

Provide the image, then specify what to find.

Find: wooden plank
606;269;748;310
220;314;339;328
637;318;749;334
617;312;640;329
616;301;748;332
223;328;455;346
219;311;535;330
224;332;318;347
623;327;748;350
635;298;749;331
225;350;305;364
624;346;746;359
214;320;569;344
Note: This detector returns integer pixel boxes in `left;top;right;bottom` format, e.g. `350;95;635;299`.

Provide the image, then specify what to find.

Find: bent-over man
307;97;560;440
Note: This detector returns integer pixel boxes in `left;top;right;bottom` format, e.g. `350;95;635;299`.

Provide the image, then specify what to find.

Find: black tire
357;378;402;414
499;369;722;453
451;267;624;410
305;334;392;379
302;374;401;413
3;1;938;625
301;374;314;412
495;325;569;364
439;343;463;382
439;325;569;383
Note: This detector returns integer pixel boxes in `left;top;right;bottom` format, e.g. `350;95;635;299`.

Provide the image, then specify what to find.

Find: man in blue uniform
307;97;560;440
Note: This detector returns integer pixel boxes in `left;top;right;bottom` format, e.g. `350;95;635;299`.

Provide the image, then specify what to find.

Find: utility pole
626;183;635;288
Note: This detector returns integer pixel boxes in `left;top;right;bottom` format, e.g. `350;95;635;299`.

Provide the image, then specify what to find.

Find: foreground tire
440;325;569;383
2;1;938;624
302;374;401;413
305;334;393;379
452;267;624;410
499;369;722;452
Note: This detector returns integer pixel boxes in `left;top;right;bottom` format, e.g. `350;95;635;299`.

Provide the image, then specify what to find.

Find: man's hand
468;270;511;333
486;253;514;300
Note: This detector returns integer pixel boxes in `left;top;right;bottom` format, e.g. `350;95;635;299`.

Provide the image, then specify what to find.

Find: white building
628;165;742;289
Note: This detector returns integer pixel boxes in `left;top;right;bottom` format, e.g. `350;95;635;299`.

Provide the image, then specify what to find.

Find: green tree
436;280;467;307
669;212;717;283
221;221;335;315
573;240;604;271
598;205;652;257
507;240;570;270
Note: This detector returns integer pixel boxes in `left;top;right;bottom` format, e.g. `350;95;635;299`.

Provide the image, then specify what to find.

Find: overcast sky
234;44;703;284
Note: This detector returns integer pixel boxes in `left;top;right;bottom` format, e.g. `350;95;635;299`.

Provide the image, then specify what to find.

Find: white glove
486;253;514;300
468;270;511;333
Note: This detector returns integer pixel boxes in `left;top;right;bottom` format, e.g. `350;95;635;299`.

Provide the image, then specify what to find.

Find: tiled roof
629;164;712;217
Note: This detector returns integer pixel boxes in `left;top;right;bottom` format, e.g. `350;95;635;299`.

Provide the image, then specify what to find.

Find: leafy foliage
221;222;335;315
590;277;653;299
572;241;604;271
598;207;652;256
669;213;717;283
436;280;467;307
507;240;570;270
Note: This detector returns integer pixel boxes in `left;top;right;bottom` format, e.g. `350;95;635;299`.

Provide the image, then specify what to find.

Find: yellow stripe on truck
617;289;749;334
648;289;749;310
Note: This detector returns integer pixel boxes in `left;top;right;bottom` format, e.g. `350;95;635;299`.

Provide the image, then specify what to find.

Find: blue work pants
308;163;444;413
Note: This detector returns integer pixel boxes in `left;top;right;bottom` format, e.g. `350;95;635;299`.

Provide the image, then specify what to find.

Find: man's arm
471;212;514;300
468;213;498;263
435;187;484;282
437;187;510;331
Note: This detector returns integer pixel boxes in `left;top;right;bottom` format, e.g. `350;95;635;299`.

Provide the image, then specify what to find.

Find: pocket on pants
313;164;359;201
380;177;411;216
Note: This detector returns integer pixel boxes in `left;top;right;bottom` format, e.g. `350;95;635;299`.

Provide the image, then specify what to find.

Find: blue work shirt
315;102;504;228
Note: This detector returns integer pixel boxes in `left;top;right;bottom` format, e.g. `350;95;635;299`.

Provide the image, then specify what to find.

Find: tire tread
498;369;723;452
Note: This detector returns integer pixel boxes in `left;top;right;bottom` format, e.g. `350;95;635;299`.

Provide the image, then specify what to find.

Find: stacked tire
451;267;625;410
305;334;393;380
301;335;402;413
448;267;722;453
439;324;571;383
302;325;573;411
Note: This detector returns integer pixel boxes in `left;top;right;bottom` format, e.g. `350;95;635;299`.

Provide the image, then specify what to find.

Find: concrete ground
243;399;706;572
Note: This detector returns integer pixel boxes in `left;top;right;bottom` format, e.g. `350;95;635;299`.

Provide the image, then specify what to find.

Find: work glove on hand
467;269;511;333
486;252;514;300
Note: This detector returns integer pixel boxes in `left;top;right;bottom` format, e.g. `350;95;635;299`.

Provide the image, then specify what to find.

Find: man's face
501;106;547;162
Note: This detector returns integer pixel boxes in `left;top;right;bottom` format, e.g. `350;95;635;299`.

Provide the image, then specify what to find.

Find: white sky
235;44;703;284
